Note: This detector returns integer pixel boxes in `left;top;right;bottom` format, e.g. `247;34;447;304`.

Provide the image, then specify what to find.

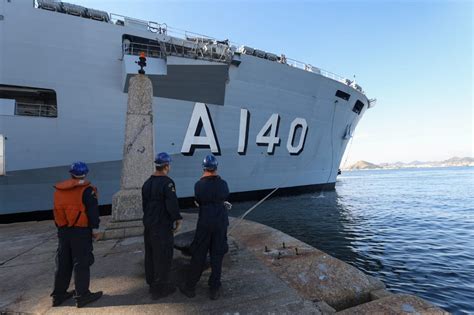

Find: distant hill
346;160;380;170
343;157;474;170
443;157;474;165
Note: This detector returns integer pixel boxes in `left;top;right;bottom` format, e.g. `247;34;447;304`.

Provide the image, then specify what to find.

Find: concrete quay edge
0;213;448;314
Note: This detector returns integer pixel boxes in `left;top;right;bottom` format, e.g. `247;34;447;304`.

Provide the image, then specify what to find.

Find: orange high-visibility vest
53;178;96;228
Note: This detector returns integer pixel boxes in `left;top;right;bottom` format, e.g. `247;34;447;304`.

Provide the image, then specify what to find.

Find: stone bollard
103;74;154;239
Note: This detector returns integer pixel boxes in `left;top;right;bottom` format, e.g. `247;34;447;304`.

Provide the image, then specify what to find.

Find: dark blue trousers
186;222;228;289
144;225;174;289
52;228;94;297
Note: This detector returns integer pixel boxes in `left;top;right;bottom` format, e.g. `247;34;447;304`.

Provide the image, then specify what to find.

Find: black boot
52;291;74;307
75;291;103;308
179;285;196;298
209;287;221;300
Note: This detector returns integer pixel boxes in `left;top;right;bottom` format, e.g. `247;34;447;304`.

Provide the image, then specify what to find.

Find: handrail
110;12;363;93
110;13;168;34
123;42;165;59
285;58;356;87
123;41;233;64
34;2;363;92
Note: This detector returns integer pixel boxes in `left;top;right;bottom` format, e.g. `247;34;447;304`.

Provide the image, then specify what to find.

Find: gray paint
0;1;370;214
151;64;228;105
123;56;228;105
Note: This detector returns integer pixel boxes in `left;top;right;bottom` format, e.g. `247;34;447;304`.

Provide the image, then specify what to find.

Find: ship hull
0;1;368;215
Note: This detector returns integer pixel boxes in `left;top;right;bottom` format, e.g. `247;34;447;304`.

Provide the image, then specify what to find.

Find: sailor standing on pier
51;161;103;308
142;152;183;299
180;155;231;300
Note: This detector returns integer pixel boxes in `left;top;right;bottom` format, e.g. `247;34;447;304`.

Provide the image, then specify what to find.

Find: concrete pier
0;214;447;314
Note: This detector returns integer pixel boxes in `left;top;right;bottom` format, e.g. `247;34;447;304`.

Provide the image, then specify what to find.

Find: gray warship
0;0;374;215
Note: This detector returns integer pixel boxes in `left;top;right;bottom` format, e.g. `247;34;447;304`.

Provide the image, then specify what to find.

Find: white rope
228;187;279;235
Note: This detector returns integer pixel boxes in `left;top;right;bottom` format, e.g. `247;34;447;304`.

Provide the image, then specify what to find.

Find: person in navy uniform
142;152;183;299
51;161;103;308
180;155;230;300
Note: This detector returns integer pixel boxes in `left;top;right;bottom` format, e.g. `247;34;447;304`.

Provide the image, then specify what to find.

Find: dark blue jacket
195;175;230;227
142;175;182;229
83;186;100;229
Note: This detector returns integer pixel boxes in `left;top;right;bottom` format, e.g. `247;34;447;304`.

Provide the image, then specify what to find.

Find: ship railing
15;102;58;118
110;12;364;93
110;13;168;34
110;13;365;94
110;13;234;46
124;42;165;59
109;13;363;92
34;3;365;94
286;58;348;84
319;69;347;83
110;12;219;43
123;41;233;64
167;26;217;44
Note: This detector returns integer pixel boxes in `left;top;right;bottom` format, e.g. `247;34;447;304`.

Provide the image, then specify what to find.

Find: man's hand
224;201;232;211
92;232;102;241
173;219;182;234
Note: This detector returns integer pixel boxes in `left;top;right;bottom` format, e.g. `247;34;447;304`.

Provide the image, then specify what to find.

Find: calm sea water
229;167;474;314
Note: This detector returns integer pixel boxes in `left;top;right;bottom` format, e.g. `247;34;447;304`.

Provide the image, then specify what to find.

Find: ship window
0;135;4;176
336;90;350;101
352;100;364;115
0;85;57;118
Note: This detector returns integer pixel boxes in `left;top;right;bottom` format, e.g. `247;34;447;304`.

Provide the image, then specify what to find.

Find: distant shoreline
342;157;474;171
342;165;473;171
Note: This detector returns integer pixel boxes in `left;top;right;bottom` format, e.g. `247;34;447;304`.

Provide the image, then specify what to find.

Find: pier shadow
72;256;195;309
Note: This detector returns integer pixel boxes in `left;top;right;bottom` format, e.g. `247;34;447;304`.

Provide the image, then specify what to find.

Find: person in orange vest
180;155;230;300
51;161;103;308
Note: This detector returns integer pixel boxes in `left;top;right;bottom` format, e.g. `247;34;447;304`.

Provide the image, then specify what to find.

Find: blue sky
75;0;473;164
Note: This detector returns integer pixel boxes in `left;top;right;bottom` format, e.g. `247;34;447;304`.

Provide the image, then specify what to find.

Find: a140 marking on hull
181;103;309;156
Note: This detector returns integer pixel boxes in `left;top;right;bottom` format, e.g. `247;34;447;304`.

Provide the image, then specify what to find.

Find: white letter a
181;103;220;154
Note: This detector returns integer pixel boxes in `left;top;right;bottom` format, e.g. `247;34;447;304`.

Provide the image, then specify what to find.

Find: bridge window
0;135;4;176
0;85;57;118
352;100;365;115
